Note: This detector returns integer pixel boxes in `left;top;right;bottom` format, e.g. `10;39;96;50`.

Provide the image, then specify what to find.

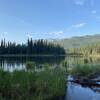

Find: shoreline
0;54;83;57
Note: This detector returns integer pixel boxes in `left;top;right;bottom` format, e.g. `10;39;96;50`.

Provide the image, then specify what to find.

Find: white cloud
66;22;87;31
72;22;87;28
73;0;86;5
26;31;64;38
49;31;63;36
73;0;94;6
91;10;97;14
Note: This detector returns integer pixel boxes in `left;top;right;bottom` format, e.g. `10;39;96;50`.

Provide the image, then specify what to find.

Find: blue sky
0;0;100;42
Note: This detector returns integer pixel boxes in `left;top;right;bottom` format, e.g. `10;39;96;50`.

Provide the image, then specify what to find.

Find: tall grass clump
61;60;68;72
43;63;50;71
35;69;66;100
69;64;100;78
26;61;35;71
0;66;67;100
0;70;36;100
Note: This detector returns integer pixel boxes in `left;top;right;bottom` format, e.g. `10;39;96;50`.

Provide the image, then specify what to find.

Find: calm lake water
0;56;100;100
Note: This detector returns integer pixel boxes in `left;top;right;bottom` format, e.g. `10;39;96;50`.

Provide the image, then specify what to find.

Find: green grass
26;61;35;71
35;70;66;100
0;65;66;100
69;64;100;78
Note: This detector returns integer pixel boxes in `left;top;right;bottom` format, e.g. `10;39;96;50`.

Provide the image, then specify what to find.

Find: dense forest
68;42;100;56
0;39;66;55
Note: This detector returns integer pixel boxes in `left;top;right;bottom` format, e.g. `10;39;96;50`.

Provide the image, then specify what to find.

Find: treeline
0;39;66;55
68;43;100;56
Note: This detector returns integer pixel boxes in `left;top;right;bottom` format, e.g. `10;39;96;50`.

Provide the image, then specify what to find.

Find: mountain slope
54;34;100;50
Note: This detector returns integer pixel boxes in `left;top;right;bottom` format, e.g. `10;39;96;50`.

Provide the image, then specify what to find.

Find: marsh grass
61;61;68;72
69;64;100;78
26;61;35;71
35;70;66;100
0;64;66;100
0;70;36;100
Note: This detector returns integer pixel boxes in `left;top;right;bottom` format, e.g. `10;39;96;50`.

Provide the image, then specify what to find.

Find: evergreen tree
0;38;66;55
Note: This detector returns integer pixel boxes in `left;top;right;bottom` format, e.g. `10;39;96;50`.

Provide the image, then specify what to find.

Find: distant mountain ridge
53;34;100;50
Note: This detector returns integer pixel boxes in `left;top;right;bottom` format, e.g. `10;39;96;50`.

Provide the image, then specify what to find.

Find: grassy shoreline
0;54;83;57
0;64;67;100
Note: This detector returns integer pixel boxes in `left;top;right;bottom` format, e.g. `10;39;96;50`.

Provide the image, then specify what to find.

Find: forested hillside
54;34;100;50
0;39;66;55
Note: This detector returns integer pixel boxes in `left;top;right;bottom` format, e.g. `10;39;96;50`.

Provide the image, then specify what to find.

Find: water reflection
64;56;100;100
65;82;100;100
0;56;100;71
0;56;100;100
0;56;65;71
65;56;100;67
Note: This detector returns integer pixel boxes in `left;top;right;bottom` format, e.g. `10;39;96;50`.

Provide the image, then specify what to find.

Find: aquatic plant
43;63;50;71
62;61;68;68
35;69;66;100
69;64;100;78
26;61;35;71
60;60;68;72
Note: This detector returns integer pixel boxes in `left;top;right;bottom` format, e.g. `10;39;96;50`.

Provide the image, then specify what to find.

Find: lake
0;56;100;100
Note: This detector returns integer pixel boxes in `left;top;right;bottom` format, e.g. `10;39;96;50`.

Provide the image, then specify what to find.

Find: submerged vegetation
0;63;66;100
